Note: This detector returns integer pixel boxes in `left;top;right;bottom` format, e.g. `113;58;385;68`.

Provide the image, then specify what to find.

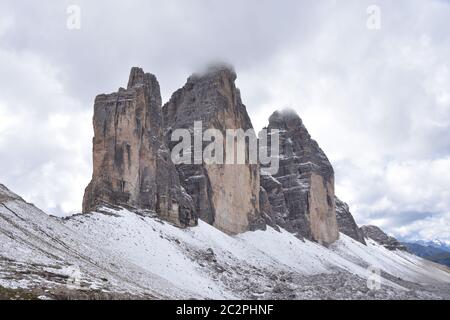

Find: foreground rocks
82;67;196;227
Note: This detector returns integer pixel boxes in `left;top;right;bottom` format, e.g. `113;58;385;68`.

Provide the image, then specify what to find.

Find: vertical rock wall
261;109;339;245
163;65;262;234
83;68;196;227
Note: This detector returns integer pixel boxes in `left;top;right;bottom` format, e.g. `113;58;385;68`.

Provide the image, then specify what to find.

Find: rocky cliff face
82;65;355;245
162;65;262;234
260;109;339;245
335;197;366;244
0;184;21;203
83;68;196;227
361;225;407;251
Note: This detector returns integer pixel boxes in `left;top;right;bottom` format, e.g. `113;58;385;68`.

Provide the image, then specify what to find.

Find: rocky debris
82;67;196;227
260;109;339;245
162;64;262;234
183;241;450;300
0;184;22;203
361;225;407;251
335;196;366;245
264;270;450;300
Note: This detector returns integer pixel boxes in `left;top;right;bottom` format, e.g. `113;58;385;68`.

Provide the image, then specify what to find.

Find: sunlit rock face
83;67;196;227
162;65;264;234
261;109;339;245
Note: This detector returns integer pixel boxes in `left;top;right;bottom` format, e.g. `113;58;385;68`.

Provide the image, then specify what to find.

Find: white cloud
0;48;91;216
394;212;450;243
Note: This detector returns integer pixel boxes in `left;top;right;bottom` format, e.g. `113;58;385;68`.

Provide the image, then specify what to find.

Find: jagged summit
361;225;407;251
127;66;158;89
267;109;333;177
261;108;338;245
269;108;304;123
163;64;251;132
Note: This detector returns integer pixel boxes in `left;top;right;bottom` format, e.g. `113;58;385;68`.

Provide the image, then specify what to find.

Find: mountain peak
190;62;237;81
127;67;158;89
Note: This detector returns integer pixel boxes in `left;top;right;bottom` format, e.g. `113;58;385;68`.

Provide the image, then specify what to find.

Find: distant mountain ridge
403;241;450;268
414;240;450;252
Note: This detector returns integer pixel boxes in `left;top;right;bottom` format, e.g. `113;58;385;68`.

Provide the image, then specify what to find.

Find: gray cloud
0;0;449;241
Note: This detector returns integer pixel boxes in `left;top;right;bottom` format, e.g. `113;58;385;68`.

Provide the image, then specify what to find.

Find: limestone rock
361;225;407;251
83;67;196;227
261;109;339;245
162;64;262;234
335;196;366;244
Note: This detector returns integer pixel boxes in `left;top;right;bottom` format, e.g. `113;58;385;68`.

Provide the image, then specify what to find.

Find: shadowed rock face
162;65;263;234
82;68;196;227
361;225;407;251
261;109;339;245
335;197;366;245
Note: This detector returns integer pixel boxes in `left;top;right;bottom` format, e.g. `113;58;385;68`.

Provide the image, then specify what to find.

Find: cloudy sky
0;0;449;242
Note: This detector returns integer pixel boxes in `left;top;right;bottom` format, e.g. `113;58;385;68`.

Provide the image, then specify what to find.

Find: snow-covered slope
0;185;193;299
1;184;449;299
